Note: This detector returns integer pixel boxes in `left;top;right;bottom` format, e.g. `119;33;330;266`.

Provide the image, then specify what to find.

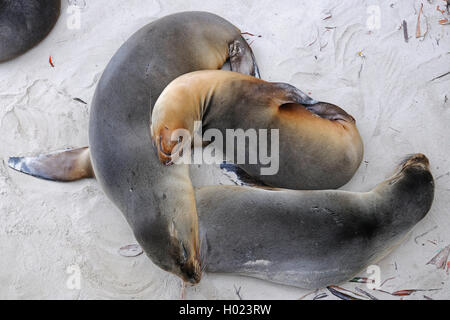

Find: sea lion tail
8;147;94;181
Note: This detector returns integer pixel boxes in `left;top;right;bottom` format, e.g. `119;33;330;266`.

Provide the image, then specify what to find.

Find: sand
0;0;449;299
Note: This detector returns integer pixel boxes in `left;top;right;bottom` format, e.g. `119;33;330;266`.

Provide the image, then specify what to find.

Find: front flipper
220;162;267;187
271;83;355;122
229;39;261;78
8;147;94;181
271;82;318;105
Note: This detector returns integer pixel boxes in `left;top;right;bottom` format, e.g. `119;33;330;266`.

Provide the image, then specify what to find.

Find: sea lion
151;70;364;190
9;12;260;284
0;0;61;62
196;154;434;289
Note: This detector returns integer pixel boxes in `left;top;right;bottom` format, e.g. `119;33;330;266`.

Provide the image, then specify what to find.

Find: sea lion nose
181;259;202;285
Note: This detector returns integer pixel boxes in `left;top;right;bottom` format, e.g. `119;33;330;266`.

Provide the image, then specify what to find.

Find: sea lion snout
180;258;202;285
402;153;430;170
154;127;178;165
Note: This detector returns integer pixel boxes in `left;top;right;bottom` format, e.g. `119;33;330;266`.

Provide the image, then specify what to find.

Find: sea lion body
151;70;364;189
88;12;260;283
0;0;60;62
196;154;434;289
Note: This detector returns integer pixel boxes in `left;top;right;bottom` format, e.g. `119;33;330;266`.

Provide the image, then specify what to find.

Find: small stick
234;285;243;300
430;71;450;82
313;293;328;300
392;288;441;296
327;286;360;300
416;3;423;38
298;290;316;300
381;276;396;287
49;56;55;68
403;20;409;43
355;287;379;300
414;225;438;244
327;285;366;299
73;98;88;105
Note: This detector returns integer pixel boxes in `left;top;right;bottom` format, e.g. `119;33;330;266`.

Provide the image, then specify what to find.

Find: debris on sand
416;3;424;38
355;287;378;300
402;20;409;43
327;285;366;300
73;98;88;105
118;244;143;257
426;245;450;269
391;288;441;296
313;293;328;300
349;277;374;284
49;56;55;68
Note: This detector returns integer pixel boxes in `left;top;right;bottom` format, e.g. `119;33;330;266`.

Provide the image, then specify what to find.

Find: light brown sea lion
151;70;364;190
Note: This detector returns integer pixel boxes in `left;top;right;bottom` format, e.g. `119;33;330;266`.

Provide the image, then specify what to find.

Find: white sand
0;0;449;299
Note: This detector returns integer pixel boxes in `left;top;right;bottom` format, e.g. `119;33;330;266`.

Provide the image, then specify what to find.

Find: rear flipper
8;147;94;181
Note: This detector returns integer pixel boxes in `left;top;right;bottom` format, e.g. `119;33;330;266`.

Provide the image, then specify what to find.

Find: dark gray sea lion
9;12;260;284
196;154;434;289
0;0;61;62
151;70;363;190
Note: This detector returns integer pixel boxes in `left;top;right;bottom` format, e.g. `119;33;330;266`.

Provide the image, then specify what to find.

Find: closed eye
181;241;188;264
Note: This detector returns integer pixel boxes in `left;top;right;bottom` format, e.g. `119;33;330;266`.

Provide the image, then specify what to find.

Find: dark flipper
229;39;261;79
220;162;268;187
271;82;318;105
271;83;355;122
8;147;94;182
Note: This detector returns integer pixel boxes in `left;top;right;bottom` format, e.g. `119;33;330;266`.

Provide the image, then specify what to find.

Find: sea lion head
399;153;430;171
386;153;434;214
167;217;202;285
152;124;188;166
136;216;202;285
398;153;434;192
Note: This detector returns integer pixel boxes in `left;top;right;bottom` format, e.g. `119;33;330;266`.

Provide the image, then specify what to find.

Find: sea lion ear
228;39;261;78
271;82;319;106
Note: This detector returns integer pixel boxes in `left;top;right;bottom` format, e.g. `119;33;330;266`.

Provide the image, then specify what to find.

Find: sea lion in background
151;70;364;190
196;154;434;289
8;12;260;284
0;0;61;62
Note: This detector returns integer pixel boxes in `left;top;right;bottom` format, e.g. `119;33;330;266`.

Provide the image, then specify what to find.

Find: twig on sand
392;288;441;296
298;290;316;300
327;285;366;300
355;287;379;300
426;244;450;269
73;98;87;105
430;71;450;82
49;56;55;68
313;293;328;300
403;20;409;42
414;225;438;244
381;276;396;287
234;285;243;300
416;3;424;38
